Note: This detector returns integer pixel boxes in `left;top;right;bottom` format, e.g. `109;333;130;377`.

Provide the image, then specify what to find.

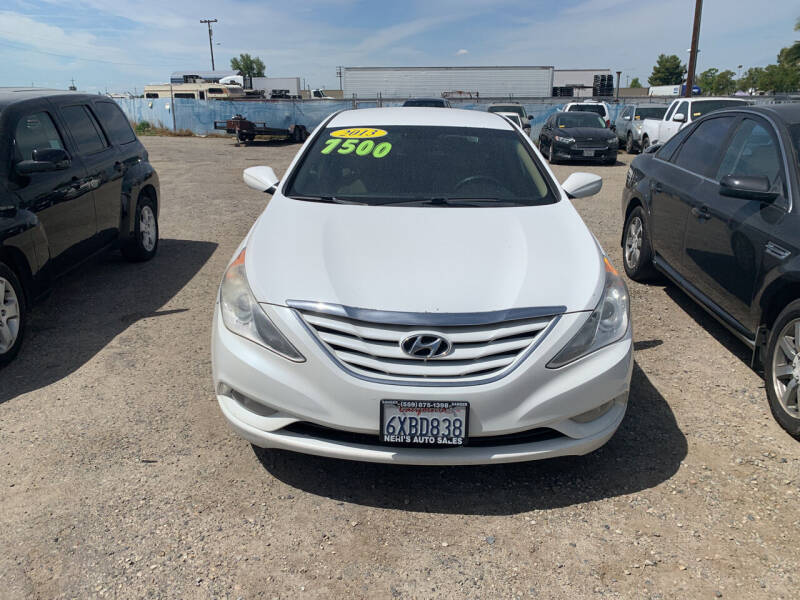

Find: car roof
328;107;513;130
705;104;800;126
0;87;99;111
405;97;446;102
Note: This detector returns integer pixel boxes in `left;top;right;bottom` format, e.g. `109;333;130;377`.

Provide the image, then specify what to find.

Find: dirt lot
1;135;798;600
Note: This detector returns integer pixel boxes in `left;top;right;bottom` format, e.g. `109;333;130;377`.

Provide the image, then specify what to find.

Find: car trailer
214;114;310;146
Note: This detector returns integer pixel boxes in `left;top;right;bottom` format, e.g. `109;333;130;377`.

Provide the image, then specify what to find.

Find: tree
737;67;764;93
696;67;718;94
648;54;687;86
712;70;737;95
230;53;266;78
629;77;642;88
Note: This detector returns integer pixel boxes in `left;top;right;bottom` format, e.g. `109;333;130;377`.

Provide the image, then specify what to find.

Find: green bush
135;121;151;133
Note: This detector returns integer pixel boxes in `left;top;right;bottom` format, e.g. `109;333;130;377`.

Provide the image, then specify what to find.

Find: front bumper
212;304;633;465
552;141;617;162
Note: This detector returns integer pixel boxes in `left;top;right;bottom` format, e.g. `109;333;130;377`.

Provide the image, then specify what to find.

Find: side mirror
243;166;279;194
562;172;603;199
673;113;686;123
15;147;70;174
719;174;778;202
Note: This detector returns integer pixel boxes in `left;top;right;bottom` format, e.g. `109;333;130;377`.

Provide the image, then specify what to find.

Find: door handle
691;206;711;220
114;161;123;171
653;182;663;193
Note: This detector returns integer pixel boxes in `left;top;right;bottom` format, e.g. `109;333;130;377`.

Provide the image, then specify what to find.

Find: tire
622;206;657;281
605;153;617;166
764;301;800;439
122;193;159;262
0;262;26;366
548;141;558;164
641;135;650;152
626;132;636;154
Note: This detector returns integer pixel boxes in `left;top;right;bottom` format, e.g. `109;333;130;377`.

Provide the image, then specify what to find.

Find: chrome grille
291;302;559;385
575;140;608;149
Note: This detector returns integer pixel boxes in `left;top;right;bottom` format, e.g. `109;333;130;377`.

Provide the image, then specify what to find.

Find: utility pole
200;19;218;71
685;0;702;97
616;71;622;100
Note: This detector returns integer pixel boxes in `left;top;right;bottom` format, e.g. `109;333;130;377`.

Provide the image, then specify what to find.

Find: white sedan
212;107;633;465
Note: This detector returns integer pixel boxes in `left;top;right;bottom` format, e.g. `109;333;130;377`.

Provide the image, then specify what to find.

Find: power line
0;38;182;67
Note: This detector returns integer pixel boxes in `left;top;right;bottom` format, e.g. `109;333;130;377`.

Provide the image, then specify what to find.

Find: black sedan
621;104;800;439
539;111;618;165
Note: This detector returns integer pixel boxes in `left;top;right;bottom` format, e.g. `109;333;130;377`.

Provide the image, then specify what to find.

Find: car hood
245;195;604;314
559;127;615;140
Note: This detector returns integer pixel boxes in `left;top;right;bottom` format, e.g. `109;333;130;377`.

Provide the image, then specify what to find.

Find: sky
0;0;798;94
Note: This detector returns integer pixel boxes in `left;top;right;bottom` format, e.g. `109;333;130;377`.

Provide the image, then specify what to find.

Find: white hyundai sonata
212;107;633;465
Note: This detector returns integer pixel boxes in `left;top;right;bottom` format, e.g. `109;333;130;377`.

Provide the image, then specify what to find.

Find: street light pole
200;19;218;71
685;0;702;97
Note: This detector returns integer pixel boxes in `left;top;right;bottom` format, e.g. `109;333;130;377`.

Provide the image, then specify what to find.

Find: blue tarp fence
112;97;648;139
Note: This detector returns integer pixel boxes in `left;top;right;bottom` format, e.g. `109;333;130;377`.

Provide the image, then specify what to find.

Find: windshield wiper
288;195;367;205
383;197;521;207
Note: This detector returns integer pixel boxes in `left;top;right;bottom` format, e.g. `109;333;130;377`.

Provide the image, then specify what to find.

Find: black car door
539;115;554;148
91;100;140;244
682;116;790;334
57;104;123;249
10;107;97;275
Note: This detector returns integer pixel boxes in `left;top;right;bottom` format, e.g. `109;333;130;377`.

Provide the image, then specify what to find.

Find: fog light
572;400;614;423
218;383;277;417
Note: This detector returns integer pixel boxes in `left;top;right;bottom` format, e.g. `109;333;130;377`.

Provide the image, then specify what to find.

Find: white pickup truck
639;97;749;150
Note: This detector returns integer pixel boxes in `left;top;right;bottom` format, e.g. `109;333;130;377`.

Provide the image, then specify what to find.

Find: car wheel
641;135;650;152
765;301;800;439
622;206;656;281
605;153;617;165
0;262;25;366
548;141;558;164
626;132;636;154
122;193;159;262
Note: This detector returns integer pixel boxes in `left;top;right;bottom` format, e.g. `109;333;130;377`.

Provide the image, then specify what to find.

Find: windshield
567;104;605;116
489;105;524;117
285;125;556;206
556;113;606;128
634;107;667;120
692;100;747;118
404;99;445;107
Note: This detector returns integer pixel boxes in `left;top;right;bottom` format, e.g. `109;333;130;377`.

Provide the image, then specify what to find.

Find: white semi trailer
341;66;554;98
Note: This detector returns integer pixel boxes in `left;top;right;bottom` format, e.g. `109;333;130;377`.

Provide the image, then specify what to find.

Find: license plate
380;400;469;447
583;149;595;157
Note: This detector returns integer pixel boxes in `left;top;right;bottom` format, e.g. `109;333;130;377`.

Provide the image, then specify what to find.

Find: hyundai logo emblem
400;333;453;359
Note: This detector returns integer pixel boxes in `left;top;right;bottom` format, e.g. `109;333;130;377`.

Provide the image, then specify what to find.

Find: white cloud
456;48;469;56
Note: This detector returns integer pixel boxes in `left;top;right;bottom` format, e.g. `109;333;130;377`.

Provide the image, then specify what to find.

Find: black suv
621;104;800;439
0;88;160;365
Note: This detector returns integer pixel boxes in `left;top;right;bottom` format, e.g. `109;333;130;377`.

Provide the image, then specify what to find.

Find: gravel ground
1;135;798;600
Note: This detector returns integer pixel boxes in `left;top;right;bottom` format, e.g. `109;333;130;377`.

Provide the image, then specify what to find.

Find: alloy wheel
140;205;157;252
624;216;643;269
771;319;800;418
0;276;21;354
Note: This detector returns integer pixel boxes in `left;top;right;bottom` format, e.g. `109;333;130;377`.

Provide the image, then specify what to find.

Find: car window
60;105;108;155
556;113;606;128
93;101;136;145
664;102;678;121
790;124;800;167
621;107;631;119
567;104;605;116
14;111;65;162
404;100;445;107
635;107;667;120
673;101;689;120
286;125;556;206
489;105;524;117
716;119;784;192
691;100;747;118
673;116;737;176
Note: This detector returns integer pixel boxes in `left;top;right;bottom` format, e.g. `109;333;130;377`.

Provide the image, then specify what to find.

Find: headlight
554;135;575;144
220;249;305;362
547;256;629;368
607;137;619;146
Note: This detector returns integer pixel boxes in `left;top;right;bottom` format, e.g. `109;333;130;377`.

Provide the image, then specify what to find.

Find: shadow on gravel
0;239;216;404
256;362;687;515
663;284;753;368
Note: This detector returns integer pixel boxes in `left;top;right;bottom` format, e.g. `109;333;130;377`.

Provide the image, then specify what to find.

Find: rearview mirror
562;172;603;199
673;113;686;122
243;166;279;194
15;147;70;174
719;174;778;202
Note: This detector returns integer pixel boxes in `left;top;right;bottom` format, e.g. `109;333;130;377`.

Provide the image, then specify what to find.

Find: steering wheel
454;175;504;191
